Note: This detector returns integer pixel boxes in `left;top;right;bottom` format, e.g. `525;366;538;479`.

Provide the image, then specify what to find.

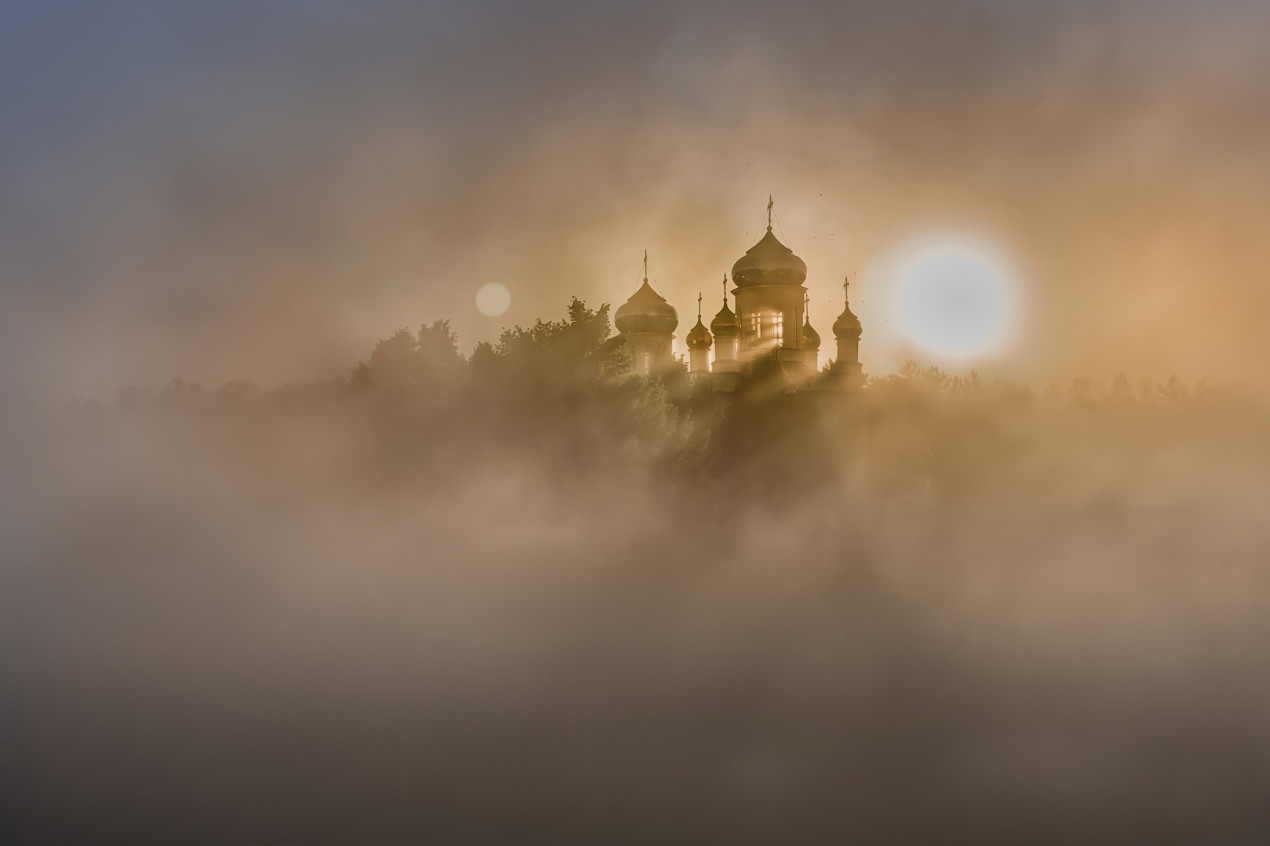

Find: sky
4;0;1270;399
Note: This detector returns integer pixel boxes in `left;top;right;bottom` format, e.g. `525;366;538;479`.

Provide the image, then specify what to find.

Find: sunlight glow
892;238;1016;358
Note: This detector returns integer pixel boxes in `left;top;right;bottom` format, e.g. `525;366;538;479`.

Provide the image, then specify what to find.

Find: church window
750;312;761;338
773;312;784;345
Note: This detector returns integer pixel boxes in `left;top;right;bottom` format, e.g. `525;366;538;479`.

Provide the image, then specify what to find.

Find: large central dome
731;228;808;288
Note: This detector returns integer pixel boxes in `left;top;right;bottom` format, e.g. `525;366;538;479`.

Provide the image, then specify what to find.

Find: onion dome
710;275;741;336
801;316;821;350
833;278;862;339
615;279;678;336
686;317;712;351
731;229;807;288
685;293;713;350
801;292;821;349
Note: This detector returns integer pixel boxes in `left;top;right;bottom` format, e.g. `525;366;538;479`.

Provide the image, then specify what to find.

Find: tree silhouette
97;293;1246;508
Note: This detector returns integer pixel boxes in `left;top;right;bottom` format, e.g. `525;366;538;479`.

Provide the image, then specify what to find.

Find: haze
7;3;1270;843
3;0;1270;401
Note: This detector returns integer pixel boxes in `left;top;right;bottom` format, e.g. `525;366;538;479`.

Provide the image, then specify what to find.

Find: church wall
734;284;808;359
688;349;710;374
834;336;864;391
623;332;674;376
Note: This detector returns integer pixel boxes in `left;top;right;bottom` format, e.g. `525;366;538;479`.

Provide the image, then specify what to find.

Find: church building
612;200;864;394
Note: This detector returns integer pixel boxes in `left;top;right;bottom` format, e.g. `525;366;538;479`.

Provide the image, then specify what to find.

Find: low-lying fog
6;315;1270;843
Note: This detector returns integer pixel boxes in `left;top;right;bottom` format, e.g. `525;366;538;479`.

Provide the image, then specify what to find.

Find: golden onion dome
731;228;808;288
833;279;862;339
614;280;678;336
710;274;741;336
711;300;739;337
686;317;712;350
801;316;821;350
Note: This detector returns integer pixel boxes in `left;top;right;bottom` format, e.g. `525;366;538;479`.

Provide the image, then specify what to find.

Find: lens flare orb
475;283;511;317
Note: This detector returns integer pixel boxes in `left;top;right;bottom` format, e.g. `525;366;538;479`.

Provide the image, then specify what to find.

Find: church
610;200;864;394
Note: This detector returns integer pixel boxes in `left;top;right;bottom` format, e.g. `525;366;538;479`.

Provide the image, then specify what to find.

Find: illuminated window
773;312;784;345
750;312;761;338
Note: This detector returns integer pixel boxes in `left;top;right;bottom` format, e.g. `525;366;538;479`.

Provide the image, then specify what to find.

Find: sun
892;238;1016;358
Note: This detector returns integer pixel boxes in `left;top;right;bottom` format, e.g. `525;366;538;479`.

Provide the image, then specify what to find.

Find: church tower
709;275;742;392
801;292;821;373
729;198;812;378
833;276;864;390
614;252;678;376
685;293;713;376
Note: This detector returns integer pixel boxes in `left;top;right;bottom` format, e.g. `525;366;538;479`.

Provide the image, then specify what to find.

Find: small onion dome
801;317;821;350
834;298;862;340
711;300;740;336
686;317;712;351
730;229;808;288
614;280;678;336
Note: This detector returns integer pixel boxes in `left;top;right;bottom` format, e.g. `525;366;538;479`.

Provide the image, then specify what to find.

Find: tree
1159;374;1190;401
489;298;614;397
366;329;423;391
417;319;463;369
1111;372;1133;402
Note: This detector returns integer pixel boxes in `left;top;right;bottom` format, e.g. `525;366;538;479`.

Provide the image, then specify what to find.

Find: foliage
104;305;1254;507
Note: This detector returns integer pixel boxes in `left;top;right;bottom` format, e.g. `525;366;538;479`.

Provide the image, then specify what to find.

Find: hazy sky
4;0;1270;398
